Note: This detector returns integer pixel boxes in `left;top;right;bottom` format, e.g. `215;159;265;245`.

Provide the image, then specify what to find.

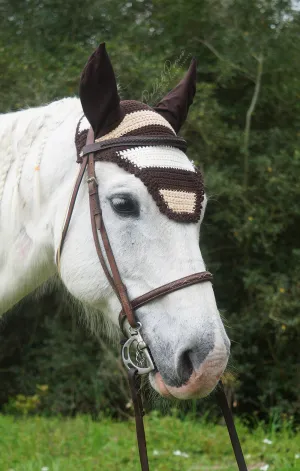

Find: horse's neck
0;97;83;316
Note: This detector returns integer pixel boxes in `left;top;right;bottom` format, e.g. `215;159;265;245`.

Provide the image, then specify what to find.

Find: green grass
0;413;299;471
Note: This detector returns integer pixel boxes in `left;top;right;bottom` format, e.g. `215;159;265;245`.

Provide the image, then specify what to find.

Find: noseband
56;128;248;471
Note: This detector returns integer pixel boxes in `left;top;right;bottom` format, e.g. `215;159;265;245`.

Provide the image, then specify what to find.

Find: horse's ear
79;43;124;138
153;58;197;134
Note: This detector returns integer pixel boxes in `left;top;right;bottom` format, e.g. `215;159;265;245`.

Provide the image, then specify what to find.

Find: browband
78;135;187;162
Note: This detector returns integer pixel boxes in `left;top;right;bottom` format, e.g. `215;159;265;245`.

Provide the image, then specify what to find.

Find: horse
0;42;230;402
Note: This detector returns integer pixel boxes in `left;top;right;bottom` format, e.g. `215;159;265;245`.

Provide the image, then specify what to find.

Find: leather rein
56;128;248;471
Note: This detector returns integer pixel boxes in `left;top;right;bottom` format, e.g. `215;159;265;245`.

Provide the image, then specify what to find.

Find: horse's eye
110;194;140;217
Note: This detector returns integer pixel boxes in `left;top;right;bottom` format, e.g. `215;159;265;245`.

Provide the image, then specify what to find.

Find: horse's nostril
178;350;194;385
154;334;216;389
174;337;215;387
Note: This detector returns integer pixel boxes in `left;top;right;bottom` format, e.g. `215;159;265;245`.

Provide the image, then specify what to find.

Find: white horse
0;44;230;400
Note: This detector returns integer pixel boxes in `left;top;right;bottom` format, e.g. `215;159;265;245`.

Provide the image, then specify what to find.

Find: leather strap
78;135;187;162
86;144;118;296
119;271;213;331
86;129;136;325
131;272;213;310
216;381;248;471
128;369;150;471
56;156;88;268
131;375;248;471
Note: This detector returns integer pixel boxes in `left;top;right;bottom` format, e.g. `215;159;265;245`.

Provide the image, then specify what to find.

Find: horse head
58;43;230;400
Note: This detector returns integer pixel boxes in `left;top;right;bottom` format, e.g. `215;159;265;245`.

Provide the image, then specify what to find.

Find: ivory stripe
159;189;196;213
95;110;175;141
118;147;195;172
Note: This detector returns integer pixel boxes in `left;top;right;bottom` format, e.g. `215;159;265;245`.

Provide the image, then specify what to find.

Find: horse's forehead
75;115;204;223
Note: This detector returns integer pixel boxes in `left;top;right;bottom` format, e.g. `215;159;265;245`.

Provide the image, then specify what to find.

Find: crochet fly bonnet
76;43;204;223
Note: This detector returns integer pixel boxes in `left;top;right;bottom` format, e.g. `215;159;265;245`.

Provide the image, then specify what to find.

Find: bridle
56;128;248;471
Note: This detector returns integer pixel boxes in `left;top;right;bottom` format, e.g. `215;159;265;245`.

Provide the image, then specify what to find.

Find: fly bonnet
75;43;204;223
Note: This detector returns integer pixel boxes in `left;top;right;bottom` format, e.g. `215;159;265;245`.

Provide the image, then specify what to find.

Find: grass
0;412;299;471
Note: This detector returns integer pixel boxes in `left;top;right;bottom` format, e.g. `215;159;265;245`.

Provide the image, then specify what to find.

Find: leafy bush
0;289;130;417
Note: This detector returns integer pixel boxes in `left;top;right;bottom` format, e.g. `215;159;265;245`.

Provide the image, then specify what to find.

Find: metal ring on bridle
121;320;155;375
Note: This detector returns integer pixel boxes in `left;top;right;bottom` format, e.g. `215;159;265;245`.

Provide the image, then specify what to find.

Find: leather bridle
56;128;248;471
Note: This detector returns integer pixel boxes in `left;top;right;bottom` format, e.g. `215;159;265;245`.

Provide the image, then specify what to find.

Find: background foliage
0;0;300;421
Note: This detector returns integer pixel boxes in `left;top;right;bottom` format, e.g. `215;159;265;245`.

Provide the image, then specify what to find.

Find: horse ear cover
79;42;124;138
80;43;196;136
154;58;197;133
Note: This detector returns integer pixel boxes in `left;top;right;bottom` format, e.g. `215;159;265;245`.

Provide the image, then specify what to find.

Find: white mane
0;97;82;313
0;97;81;229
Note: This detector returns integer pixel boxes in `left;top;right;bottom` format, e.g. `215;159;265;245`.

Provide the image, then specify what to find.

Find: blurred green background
0;0;300;423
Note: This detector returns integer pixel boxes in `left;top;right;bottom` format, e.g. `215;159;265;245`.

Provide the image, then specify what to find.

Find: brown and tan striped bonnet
77;43;204;223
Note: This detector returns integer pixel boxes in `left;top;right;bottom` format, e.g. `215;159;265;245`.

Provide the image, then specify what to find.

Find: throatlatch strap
56;155;88;269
